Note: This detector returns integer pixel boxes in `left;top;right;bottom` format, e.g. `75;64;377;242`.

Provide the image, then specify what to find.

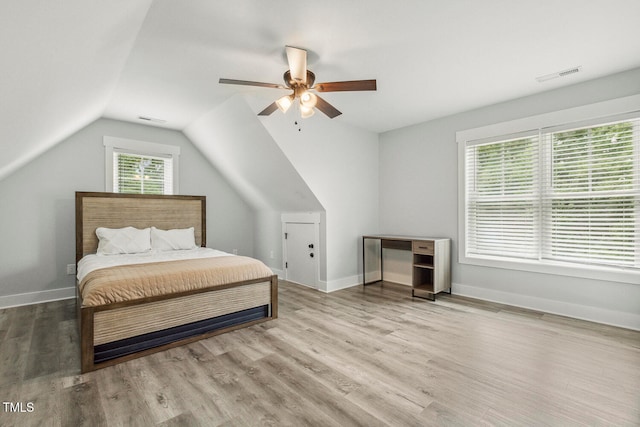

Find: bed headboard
75;192;206;263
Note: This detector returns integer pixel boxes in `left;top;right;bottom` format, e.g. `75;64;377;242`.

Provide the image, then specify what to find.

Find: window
544;120;637;267
112;151;173;194
104;137;180;195
458;96;640;284
466;134;540;260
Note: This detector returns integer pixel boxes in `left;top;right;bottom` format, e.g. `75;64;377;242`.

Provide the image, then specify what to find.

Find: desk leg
362;236;365;286
362;236;383;286
412;288;436;301
379;240;383;285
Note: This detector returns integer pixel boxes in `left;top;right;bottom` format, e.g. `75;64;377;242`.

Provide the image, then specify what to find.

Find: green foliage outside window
552;122;634;192
476;137;536;195
116;154;166;195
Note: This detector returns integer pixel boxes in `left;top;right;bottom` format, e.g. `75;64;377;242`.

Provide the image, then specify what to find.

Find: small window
104;137;180;195
112;151;172;194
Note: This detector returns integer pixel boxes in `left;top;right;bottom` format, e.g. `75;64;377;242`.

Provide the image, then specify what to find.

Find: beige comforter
79;256;274;306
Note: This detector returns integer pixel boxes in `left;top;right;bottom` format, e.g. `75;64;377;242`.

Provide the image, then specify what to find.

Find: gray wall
183;95;325;276
379;67;640;329
261;109;380;290
186;93;380;290
0;118;254;301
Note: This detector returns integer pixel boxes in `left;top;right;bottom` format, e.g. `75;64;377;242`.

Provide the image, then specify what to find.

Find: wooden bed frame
75;192;278;373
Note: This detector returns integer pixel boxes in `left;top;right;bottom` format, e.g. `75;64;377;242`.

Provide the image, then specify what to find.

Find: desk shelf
413;263;434;269
413;253;434;268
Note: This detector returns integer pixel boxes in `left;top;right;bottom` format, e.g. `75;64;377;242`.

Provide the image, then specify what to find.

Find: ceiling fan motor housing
284;70;316;89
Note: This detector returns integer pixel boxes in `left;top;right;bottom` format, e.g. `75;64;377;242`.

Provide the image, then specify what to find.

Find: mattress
78;249;274;306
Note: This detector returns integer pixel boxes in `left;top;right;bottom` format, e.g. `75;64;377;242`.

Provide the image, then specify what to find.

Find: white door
284;222;317;288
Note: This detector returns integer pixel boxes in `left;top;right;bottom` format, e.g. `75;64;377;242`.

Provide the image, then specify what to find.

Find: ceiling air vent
138;116;167;124
536;66;582;83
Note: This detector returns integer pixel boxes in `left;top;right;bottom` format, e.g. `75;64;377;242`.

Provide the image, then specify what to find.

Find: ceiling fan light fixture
220;45;375;120
299;91;318;109
300;105;315;118
276;94;294;113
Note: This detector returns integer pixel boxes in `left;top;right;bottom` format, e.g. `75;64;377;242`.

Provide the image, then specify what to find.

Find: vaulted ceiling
2;0;640;181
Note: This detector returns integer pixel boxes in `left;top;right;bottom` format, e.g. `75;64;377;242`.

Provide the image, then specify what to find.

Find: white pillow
96;227;151;255
151;227;197;251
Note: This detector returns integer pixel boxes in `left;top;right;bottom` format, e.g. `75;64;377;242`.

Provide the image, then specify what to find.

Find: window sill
460;253;639;285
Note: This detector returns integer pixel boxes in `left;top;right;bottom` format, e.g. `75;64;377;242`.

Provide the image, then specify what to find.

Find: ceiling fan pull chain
294;103;302;131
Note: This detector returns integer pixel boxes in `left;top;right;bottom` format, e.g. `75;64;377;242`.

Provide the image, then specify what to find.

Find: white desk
362;235;451;300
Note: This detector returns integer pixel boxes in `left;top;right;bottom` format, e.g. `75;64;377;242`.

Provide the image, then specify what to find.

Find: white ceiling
2;0;640;180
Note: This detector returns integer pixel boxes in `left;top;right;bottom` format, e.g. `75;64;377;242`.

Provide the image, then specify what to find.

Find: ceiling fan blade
219;78;285;89
314;79;377;92
315;95;342;119
258;102;279;116
285;46;307;85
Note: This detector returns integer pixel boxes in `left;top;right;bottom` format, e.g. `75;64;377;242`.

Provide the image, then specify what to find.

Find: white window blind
464;116;639;271
542;119;639;267
104;137;180;195
113;151;173;195
466;135;540;260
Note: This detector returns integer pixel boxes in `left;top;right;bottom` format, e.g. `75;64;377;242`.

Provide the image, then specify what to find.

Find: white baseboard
453;282;640;331
321;275;362;293
0;287;75;310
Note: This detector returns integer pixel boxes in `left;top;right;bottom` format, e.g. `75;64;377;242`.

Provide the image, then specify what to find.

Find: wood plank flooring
0;280;638;426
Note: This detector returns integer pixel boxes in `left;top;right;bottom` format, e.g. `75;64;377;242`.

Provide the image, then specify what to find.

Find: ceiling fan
219;46;376;119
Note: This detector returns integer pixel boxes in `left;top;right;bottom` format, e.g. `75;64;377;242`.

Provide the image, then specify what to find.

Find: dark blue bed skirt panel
93;305;269;364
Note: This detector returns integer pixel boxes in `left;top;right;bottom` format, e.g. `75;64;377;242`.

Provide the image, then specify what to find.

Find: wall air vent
536;66;582;83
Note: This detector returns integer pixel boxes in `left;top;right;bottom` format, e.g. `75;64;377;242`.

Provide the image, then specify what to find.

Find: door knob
310;253;314;258
308;243;314;249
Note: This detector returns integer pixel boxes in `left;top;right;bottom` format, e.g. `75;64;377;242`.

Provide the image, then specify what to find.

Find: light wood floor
1;281;639;426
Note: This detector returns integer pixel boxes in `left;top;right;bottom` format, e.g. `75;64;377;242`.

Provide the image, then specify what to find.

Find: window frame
457;94;640;284
104;136;180;195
